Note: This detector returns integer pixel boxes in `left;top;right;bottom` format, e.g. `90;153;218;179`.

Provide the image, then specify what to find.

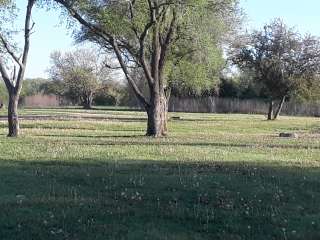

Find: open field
0;108;320;240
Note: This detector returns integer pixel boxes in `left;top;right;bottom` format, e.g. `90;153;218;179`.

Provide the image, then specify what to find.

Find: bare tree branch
0;59;13;90
15;0;36;94
111;37;150;108
0;34;23;68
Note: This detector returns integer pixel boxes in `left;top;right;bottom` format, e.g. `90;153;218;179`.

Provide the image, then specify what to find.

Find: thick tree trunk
146;92;168;137
273;96;286;120
267;100;274;120
7;93;19;137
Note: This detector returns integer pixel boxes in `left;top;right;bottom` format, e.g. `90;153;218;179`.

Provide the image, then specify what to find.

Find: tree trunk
83;101;92;109
7;93;19;137
267;100;274;120
83;94;93;109
146;92;168;137
273;96;286;120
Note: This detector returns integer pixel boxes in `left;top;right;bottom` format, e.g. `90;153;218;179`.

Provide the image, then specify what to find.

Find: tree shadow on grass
34;134;146;139
26;132;320;150
92;106;144;112
22;106;144;112
6;116;149;122
0;158;319;240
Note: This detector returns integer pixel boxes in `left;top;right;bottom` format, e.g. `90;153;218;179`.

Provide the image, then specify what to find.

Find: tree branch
55;0;113;42
0;34;23;68
111;37;150;108
139;21;155;88
0;59;14;91
15;0;36;94
158;9;177;91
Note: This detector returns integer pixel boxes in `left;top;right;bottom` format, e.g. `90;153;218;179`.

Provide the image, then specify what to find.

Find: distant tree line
0;77;127;108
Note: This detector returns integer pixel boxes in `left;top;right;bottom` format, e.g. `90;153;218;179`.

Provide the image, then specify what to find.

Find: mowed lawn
0;108;320;240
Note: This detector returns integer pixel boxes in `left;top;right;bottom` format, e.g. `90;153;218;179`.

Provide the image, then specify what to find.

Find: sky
241;0;320;35
10;0;320;78
14;1;76;79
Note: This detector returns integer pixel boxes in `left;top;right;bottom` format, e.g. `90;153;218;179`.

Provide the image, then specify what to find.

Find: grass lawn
0;108;320;239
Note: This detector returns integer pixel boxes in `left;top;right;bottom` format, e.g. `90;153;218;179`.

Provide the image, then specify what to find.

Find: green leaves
232;18;320;101
56;0;240;102
168;45;224;96
48;49;105;107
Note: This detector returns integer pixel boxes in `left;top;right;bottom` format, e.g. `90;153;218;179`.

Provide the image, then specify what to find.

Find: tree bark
7;93;19;137
83;94;93;109
146;91;168;137
83;102;92;109
273;96;286;120
267;100;274;120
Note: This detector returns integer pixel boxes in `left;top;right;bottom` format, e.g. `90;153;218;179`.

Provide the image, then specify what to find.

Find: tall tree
0;0;36;136
231;19;320;120
53;0;239;137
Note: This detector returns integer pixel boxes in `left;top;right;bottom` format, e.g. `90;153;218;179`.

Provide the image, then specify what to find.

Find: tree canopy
48;48;109;109
231;18;320;119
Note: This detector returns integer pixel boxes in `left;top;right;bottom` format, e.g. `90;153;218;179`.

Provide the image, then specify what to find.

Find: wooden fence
168;97;320;117
24;94;60;107
22;94;320;117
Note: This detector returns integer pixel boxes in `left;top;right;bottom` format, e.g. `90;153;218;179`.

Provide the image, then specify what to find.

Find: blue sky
17;2;76;78
242;0;320;35
12;0;320;78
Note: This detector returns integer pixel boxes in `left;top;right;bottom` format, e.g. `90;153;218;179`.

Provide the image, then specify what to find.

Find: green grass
0;108;320;239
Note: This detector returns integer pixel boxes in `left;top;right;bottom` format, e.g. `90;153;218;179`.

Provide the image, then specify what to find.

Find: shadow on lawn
0;158;319;240
23;106;144;112
1;116;148;122
28;132;320;150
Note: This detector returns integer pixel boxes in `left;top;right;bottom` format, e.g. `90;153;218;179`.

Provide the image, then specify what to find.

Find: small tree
49;49;107;109
0;0;36;136
231;19;320;120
